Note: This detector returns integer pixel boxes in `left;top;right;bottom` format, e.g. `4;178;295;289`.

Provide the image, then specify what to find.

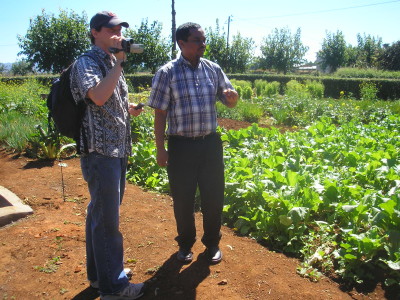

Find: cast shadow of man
142;250;211;300
71;251;211;300
71;286;99;300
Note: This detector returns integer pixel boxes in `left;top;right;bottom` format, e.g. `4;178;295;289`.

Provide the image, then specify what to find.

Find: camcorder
109;39;144;54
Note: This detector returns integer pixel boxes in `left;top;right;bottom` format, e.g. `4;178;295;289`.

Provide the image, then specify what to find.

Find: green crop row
126;113;400;288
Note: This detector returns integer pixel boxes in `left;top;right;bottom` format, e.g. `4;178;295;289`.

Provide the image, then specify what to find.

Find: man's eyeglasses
186;39;206;45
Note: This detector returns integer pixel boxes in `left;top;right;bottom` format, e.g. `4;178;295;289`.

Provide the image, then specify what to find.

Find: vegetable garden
1;76;399;291
127;79;400;289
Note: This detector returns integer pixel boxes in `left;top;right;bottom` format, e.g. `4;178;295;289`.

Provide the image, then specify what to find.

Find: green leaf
279;215;292;226
344;254;357;260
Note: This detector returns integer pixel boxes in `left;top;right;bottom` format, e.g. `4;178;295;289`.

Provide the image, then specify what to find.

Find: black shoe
207;246;222;264
177;248;193;263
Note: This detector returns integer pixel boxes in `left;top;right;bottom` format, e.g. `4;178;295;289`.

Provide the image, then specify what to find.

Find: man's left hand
128;103;143;116
223;88;239;108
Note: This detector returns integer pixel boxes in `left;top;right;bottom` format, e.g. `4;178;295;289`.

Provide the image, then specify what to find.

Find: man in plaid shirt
148;22;238;265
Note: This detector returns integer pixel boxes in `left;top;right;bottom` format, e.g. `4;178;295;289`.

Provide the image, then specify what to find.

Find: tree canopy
379;41;400;71
18;9;90;74
356;33;383;68
125;19;171;74
204;20;254;73
14;9;399;75
317;30;347;73
259;27;308;74
11;59;33;76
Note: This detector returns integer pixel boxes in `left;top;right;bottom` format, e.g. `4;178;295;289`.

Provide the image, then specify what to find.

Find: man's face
92;25;123;50
180;27;206;61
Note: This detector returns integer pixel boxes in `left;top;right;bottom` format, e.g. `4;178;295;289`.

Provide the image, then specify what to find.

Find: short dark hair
176;22;201;42
89;27;102;45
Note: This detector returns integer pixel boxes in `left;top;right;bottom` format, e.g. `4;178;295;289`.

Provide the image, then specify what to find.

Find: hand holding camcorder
109;39;144;54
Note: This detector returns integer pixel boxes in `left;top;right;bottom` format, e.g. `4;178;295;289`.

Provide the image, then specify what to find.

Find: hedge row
227;74;400;100
2;73;400;100
0;74;154;90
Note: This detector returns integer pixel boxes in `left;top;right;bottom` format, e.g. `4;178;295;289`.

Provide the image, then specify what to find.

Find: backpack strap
80;52;107;78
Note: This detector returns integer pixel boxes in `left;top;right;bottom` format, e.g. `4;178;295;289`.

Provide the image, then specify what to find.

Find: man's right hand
156;148;168;167
110;35;126;62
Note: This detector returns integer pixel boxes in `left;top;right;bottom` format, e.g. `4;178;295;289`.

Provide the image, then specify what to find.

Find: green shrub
305;80;325;98
359;81;379;101
254;79;267;96
242;86;253;100
216;100;262;123
0;79;48;117
234;85;243;99
262;81;280;97
285;80;309;99
230;79;252;90
0;111;42;152
240;102;263;123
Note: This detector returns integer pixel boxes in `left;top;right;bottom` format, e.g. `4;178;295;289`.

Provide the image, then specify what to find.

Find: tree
125;19;171;74
204;20;254;73
356;33;383;68
204;20;229;70
259;27;308;74
379;41;400;71
18;9;89;73
11;59;33;76
344;44;358;67
317;30;346;73
0;63;5;74
227;33;254;73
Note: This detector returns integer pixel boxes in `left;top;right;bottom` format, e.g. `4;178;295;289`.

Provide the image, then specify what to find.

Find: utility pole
171;0;176;59
226;15;232;49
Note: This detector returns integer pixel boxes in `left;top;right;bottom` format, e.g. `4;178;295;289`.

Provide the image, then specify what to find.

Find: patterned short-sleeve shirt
70;45;131;158
147;55;234;137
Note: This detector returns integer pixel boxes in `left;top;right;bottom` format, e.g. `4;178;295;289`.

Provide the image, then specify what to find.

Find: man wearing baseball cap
70;11;145;300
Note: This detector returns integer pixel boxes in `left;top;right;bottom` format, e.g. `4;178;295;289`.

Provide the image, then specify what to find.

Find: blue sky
1;0;399;63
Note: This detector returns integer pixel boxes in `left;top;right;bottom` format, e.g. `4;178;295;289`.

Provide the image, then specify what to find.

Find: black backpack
46;53;106;144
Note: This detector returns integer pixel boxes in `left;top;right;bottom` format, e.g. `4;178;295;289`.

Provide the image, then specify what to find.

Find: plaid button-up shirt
148;55;234;137
70;46;131;158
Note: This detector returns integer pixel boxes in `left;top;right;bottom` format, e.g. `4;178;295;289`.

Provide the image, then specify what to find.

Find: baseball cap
90;11;129;29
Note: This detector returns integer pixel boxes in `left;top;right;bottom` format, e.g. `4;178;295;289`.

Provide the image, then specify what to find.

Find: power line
237;0;400;21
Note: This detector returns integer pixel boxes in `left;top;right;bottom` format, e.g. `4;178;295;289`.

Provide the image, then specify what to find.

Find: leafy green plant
254;79;281;97
305;80;324;98
359;81;379;101
285;80;309;98
242;86;253;99
232;79;253;100
0;79;47;117
130;108;155;142
230;79;252;90
254;79;267;96
262;81;280;97
0;111;41;152
0;79;49;153
234;85;243;99
34;256;61;273
125;110;400;287
31;124;76;159
216;100;263;123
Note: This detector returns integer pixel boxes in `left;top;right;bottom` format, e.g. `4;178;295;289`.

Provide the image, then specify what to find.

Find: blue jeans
81;152;129;295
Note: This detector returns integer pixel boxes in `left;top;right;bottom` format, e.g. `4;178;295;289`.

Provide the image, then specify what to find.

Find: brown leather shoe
177;248;193;264
207;247;222;264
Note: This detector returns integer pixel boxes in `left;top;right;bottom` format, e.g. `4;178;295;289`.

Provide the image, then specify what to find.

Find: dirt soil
0;119;393;300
